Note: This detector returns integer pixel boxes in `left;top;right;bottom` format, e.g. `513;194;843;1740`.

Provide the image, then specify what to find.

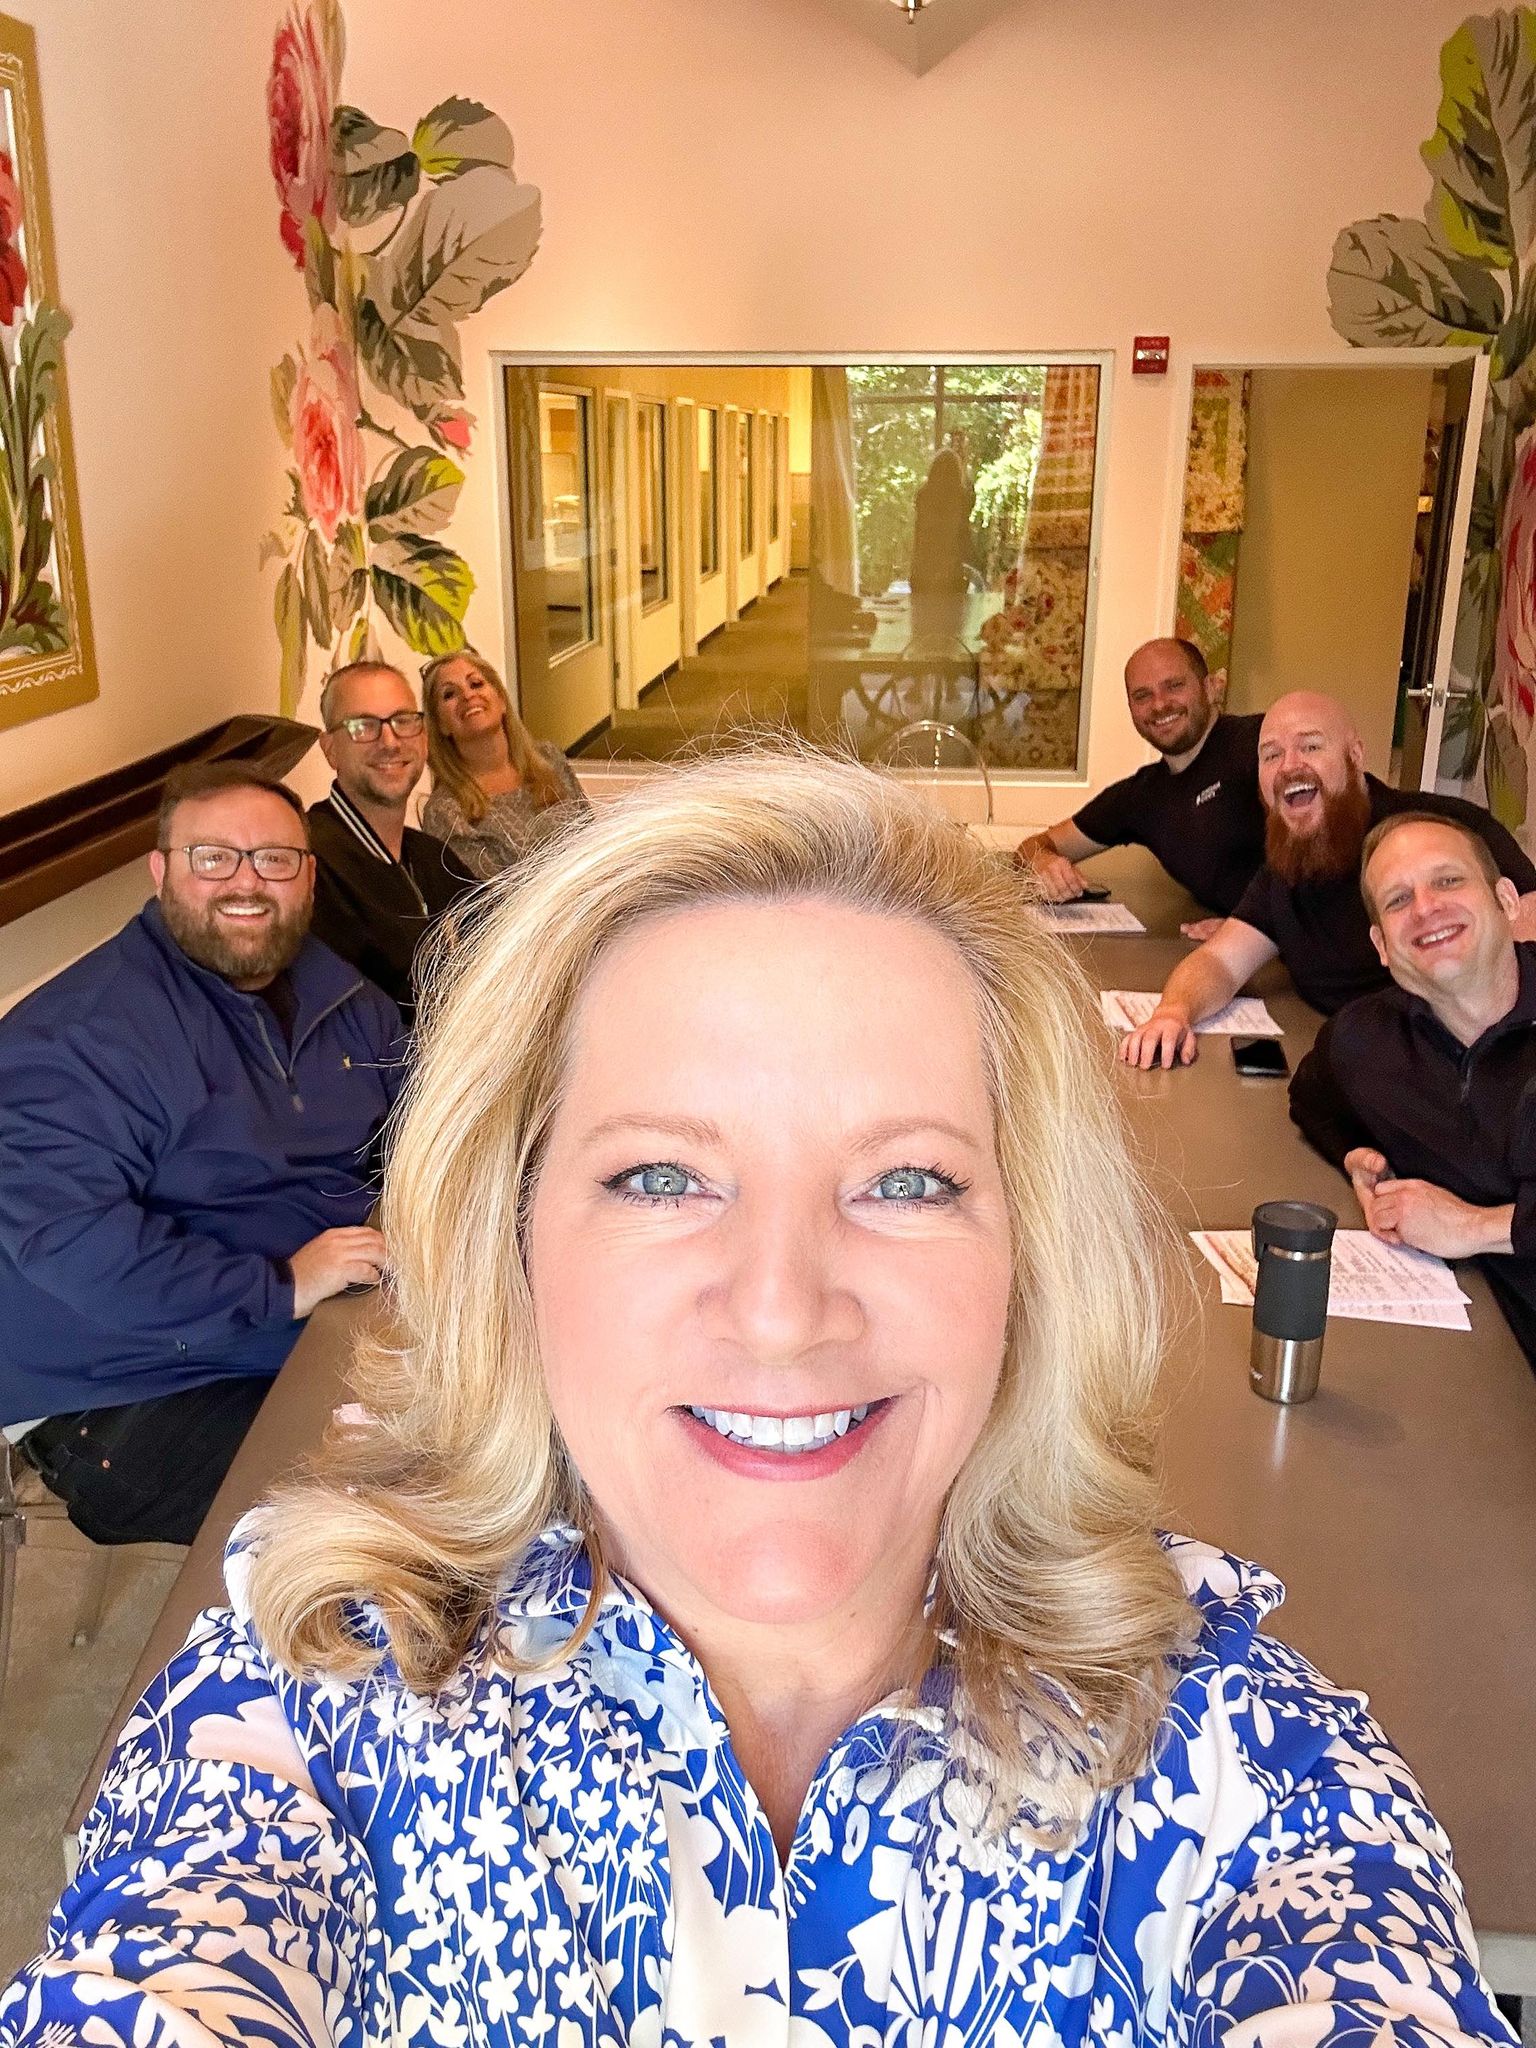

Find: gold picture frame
0;10;95;733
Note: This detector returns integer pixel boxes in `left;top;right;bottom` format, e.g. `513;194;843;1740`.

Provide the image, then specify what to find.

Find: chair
0;1441;184;1719
875;720;995;828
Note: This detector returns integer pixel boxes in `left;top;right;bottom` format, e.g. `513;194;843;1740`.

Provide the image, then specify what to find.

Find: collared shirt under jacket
0;1522;1511;2047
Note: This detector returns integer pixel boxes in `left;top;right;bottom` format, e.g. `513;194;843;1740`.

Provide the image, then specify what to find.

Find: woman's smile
675;1396;893;1479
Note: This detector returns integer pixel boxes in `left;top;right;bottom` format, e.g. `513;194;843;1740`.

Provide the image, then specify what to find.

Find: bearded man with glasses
0;763;404;1546
308;660;475;1019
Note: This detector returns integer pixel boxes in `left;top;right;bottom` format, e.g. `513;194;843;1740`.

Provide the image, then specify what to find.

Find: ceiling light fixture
888;0;930;19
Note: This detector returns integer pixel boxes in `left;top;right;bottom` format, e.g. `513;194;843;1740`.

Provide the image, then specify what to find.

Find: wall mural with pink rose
1328;7;1536;833
261;0;541;715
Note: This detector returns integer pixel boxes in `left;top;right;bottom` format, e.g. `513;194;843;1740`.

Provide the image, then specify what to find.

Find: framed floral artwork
0;11;95;734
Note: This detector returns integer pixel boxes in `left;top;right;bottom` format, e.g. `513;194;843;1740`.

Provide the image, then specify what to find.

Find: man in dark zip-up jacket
1289;810;1536;1366
0;765;405;1543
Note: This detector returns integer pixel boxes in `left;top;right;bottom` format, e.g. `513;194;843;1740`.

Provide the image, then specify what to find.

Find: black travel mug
1249;1201;1337;1404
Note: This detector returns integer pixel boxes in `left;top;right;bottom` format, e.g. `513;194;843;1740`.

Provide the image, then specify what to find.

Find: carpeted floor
0;1535;178;1981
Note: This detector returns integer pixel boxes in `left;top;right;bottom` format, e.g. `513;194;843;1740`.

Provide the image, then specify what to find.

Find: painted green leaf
1327;215;1505;348
370;533;474;654
5;305;70;517
16;477;51;603
302;526;333;651
1440;676;1488;780
271;354;298;444
302;213;338;311
346;610;378;663
1484;704;1530;827
411;96;515;181
355;293;463;413
1421;11;1536;269
332;105;420;225
328;517;368;630
366;163;541;341
365;444;464;541
258;521;301;571
274;560;307;719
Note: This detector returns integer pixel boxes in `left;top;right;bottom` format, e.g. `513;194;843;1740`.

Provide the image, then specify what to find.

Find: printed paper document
1035;901;1146;934
1190;1228;1473;1331
1101;991;1283;1037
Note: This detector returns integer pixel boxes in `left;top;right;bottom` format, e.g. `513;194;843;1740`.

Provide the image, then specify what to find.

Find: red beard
1265;775;1373;887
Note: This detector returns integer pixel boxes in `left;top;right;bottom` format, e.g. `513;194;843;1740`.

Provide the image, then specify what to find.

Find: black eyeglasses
168;844;311;882
329;711;426;742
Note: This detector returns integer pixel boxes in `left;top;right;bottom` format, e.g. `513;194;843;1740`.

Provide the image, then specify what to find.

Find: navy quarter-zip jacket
0;901;404;1423
1289;941;1536;1364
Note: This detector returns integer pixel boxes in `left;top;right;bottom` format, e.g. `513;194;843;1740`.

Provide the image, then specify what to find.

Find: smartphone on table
1231;1036;1289;1078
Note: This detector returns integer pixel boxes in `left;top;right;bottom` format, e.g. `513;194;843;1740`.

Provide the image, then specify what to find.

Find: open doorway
1173;355;1486;793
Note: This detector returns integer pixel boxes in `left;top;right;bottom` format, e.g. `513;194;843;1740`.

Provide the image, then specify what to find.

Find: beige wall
1227;366;1433;772
1;3;293;818
338;0;1477;822
1;0;1485;852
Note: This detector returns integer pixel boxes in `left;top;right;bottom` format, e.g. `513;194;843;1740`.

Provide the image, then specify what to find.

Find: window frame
493;352;1113;792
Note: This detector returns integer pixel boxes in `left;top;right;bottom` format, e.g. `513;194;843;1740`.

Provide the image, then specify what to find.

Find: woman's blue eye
873;1168;955;1203
607;1162;697;1202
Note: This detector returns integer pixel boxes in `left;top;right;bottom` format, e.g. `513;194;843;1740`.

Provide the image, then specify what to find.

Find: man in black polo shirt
1120;690;1536;1067
1289;811;1536;1365
309;660;476;1020
1015;637;1265;934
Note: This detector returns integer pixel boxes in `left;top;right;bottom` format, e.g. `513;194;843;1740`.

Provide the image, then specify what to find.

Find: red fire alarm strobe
1132;336;1170;375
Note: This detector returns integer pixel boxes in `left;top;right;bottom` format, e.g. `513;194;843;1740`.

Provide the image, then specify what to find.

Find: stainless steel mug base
1250;1331;1324;1405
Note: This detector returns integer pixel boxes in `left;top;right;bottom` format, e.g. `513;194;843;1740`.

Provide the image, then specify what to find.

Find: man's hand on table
1349;1164;1514;1260
1014;843;1087;903
1119;1004;1198;1069
1179;916;1225;942
289;1225;388;1318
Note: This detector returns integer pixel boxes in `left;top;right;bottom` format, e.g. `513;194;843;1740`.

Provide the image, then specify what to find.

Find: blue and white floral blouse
0;1525;1514;2048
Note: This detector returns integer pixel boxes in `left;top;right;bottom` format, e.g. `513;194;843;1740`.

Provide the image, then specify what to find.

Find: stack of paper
1100;991;1282;1036
1191;1229;1473;1331
1035;901;1146;934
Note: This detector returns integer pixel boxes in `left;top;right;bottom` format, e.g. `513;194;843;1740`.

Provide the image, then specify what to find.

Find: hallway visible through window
501;361;1105;775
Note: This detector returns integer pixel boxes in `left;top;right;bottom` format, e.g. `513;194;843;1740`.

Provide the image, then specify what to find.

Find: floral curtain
978;364;1098;700
1175;369;1250;698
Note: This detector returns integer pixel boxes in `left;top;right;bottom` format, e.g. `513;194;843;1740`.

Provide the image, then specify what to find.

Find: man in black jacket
1289;810;1536;1364
308;660;476;1019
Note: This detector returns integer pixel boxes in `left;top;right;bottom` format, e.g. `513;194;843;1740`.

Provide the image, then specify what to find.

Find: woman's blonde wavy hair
248;748;1195;1835
421;649;565;824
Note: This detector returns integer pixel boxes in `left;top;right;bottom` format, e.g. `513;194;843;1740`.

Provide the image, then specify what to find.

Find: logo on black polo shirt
1195;781;1221;806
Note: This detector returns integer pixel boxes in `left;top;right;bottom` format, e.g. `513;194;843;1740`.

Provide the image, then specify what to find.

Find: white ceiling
813;0;1023;75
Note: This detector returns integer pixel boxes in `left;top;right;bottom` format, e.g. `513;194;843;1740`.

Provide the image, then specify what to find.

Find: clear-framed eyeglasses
330;711;426;743
169;844;312;883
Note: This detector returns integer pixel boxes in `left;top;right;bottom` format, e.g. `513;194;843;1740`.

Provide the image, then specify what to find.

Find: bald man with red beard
1120;691;1536;1069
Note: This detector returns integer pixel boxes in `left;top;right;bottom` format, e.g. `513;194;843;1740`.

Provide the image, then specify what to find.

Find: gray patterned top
421;742;590;878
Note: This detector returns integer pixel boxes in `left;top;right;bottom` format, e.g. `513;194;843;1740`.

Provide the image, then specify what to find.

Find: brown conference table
68;846;1536;1990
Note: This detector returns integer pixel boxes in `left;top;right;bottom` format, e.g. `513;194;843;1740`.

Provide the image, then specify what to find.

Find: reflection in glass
638;400;668;610
768;414;781;542
506;363;1102;777
539;388;594;659
739;412;754;557
698;407;719;578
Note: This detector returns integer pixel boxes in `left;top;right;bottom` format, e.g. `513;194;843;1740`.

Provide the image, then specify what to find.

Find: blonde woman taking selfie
420;647;588;877
1;754;1511;2048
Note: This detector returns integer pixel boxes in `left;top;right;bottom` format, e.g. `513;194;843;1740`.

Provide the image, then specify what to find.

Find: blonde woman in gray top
421;650;589;878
